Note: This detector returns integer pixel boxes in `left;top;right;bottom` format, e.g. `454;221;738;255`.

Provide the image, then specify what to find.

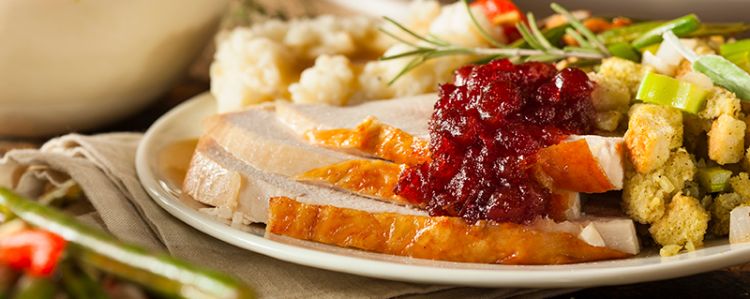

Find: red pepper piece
471;0;525;42
0;229;67;276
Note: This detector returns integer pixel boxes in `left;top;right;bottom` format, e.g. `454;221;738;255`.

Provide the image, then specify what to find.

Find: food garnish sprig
380;1;750;85
379;2;609;84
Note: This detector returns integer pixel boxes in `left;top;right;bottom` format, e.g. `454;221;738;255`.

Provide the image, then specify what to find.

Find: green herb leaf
527;13;554;50
550;3;609;54
380;2;609;84
382;16;449;47
565;28;591;48
516;23;545;50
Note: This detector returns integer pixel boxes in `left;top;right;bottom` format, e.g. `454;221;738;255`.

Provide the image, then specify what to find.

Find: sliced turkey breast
204;105;360;177
275;93;437;139
275;95;625;194
183;138;427;223
267;196;634;264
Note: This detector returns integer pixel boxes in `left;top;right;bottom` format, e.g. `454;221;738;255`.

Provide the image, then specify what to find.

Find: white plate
136;92;750;288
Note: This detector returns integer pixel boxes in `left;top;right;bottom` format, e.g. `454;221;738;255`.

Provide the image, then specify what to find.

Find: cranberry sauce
395;59;595;224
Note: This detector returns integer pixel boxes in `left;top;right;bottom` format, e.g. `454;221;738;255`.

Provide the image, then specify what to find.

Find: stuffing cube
598;57;648;96
708;114;746;165
622;149;696;224
595;111;623;132
699;87;741;120
649;193;709;248
625;104;683;173
589;72;631;112
730;173;750;200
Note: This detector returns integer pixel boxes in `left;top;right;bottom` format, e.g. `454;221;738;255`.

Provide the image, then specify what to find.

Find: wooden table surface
91;79;750;298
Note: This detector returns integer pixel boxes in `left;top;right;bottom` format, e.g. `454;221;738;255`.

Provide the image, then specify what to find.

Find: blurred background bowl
0;0;228;137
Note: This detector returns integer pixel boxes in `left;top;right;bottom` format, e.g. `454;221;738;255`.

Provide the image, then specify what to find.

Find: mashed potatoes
289;55;355;106
210;15;386;112
210;1;501;112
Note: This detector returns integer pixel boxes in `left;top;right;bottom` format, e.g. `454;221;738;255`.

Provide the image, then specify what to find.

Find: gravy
156;139;198;189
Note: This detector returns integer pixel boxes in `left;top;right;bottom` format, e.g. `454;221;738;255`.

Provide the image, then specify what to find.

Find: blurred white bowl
0;0;228;137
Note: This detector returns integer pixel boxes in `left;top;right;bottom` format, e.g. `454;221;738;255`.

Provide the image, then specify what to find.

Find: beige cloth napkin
0;133;576;299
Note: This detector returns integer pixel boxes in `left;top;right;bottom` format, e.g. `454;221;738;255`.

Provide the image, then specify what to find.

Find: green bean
725;51;750;73
60;262;108;299
0;189;254;299
607;42;641;62
11;276;57;299
721;39;750;57
689;23;750;38
588;20;748;46
631;14;701;49
599;21;662;45
694;54;750;101
0;265;19;299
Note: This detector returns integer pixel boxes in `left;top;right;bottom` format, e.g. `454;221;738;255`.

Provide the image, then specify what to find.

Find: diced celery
720;39;750;57
636;72;709;113
698;167;733;193
608;42;641;62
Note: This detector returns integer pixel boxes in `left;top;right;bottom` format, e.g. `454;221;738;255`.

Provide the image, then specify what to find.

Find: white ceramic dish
136;92;750;288
0;0;228;137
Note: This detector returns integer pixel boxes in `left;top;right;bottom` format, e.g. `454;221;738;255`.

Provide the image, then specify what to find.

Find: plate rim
136;92;750;288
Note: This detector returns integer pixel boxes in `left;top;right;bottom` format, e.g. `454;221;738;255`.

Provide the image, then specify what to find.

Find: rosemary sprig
379;2;611;84
549;3;609;55
565;28;591;48
382;16;449;47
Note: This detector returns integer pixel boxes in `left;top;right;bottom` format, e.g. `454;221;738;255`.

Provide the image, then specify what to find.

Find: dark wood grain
553;270;750;298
